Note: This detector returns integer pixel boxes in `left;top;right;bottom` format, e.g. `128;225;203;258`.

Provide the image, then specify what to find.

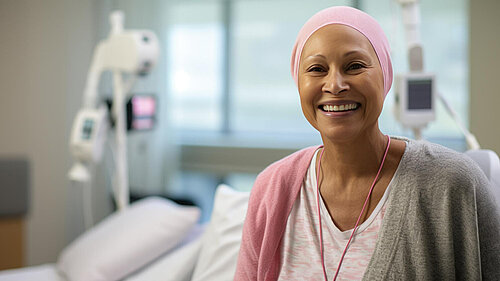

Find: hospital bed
0;148;498;281
0;184;249;281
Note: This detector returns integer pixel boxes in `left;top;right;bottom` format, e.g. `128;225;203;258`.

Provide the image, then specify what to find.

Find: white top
278;150;393;280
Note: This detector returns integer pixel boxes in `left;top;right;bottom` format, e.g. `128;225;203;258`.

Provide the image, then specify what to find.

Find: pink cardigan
234;146;319;281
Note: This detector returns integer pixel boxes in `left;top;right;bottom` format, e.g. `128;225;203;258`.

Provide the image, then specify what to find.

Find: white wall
0;0;114;265
470;0;500;154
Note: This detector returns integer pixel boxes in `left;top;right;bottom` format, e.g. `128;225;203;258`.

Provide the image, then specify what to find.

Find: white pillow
191;184;249;281
57;197;200;281
125;224;206;281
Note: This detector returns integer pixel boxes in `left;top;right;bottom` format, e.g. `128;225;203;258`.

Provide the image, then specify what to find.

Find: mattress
0;264;65;281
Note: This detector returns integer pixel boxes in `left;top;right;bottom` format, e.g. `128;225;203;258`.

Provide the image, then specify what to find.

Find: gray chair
465;149;500;206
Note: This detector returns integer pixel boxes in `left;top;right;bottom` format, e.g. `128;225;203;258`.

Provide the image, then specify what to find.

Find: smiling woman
298;25;385;144
234;6;500;281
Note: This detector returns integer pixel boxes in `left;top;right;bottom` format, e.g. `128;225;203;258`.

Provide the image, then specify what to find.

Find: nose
322;69;349;95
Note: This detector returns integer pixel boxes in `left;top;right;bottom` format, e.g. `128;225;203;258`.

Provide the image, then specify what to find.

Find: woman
235;6;500;281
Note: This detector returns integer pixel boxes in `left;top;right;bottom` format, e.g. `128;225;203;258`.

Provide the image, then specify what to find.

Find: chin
319;127;361;143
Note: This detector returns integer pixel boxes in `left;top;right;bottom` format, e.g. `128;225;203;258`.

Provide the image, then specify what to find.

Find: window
166;2;224;131
230;0;352;135
167;0;468;147
107;0;469;220
167;0;351;143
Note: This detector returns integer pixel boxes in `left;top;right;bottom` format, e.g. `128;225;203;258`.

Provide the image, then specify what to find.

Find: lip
317;100;361;118
318;100;360;106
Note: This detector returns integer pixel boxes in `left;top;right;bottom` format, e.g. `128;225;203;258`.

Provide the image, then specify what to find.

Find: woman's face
298;24;385;142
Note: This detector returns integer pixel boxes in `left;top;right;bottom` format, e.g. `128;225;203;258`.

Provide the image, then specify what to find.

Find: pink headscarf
291;6;393;97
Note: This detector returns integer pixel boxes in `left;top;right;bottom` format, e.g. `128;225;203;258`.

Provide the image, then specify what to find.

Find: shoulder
246;145;319;217
249;145;319;203
390;138;490;207
403;139;486;185
255;146;320;183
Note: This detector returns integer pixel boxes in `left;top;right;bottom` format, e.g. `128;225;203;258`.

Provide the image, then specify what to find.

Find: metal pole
221;0;232;134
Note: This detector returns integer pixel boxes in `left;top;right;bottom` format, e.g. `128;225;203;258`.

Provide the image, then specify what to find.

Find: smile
320;103;360;112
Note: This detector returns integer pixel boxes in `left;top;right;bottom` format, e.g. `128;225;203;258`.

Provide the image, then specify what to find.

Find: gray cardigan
363;138;500;280
235;138;500;280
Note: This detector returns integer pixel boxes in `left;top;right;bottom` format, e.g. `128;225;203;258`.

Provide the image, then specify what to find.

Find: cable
438;92;480;150
82;164;95;230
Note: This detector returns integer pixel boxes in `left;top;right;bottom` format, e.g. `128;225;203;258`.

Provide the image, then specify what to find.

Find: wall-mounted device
106;95;157;131
394;0;498;206
69;106;108;182
394;73;436;129
69;107;108;164
128;95;156;131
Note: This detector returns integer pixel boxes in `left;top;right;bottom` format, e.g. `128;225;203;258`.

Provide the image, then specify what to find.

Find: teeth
322;103;358;112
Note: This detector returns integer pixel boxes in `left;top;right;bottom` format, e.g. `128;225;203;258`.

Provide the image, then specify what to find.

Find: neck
319;129;388;186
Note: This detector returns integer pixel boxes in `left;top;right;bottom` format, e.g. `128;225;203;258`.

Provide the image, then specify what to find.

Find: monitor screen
82;119;94;140
132;96;156;117
128;95;156;130
407;79;432;110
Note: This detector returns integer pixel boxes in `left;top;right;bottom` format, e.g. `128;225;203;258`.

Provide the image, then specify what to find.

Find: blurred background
0;0;498;269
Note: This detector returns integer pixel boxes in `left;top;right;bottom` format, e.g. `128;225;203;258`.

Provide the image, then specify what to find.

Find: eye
307;65;326;73
347;62;365;71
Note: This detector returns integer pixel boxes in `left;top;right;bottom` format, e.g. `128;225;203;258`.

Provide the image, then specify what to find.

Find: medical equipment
394;0;435;140
438;95;480;150
394;72;481;148
395;0;498;194
69;107;108;182
68;10;159;227
128;95;157;131
394;0;480;149
106;95;157;131
394;73;436;139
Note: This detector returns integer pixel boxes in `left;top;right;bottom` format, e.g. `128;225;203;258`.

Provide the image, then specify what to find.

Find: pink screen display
132;96;156;117
131;96;155;130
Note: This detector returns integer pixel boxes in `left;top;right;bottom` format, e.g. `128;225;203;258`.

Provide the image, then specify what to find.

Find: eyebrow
304;49;371;61
304;54;327;60
343;49;370;58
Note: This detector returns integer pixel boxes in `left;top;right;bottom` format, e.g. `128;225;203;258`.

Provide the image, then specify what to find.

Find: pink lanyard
315;135;391;281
